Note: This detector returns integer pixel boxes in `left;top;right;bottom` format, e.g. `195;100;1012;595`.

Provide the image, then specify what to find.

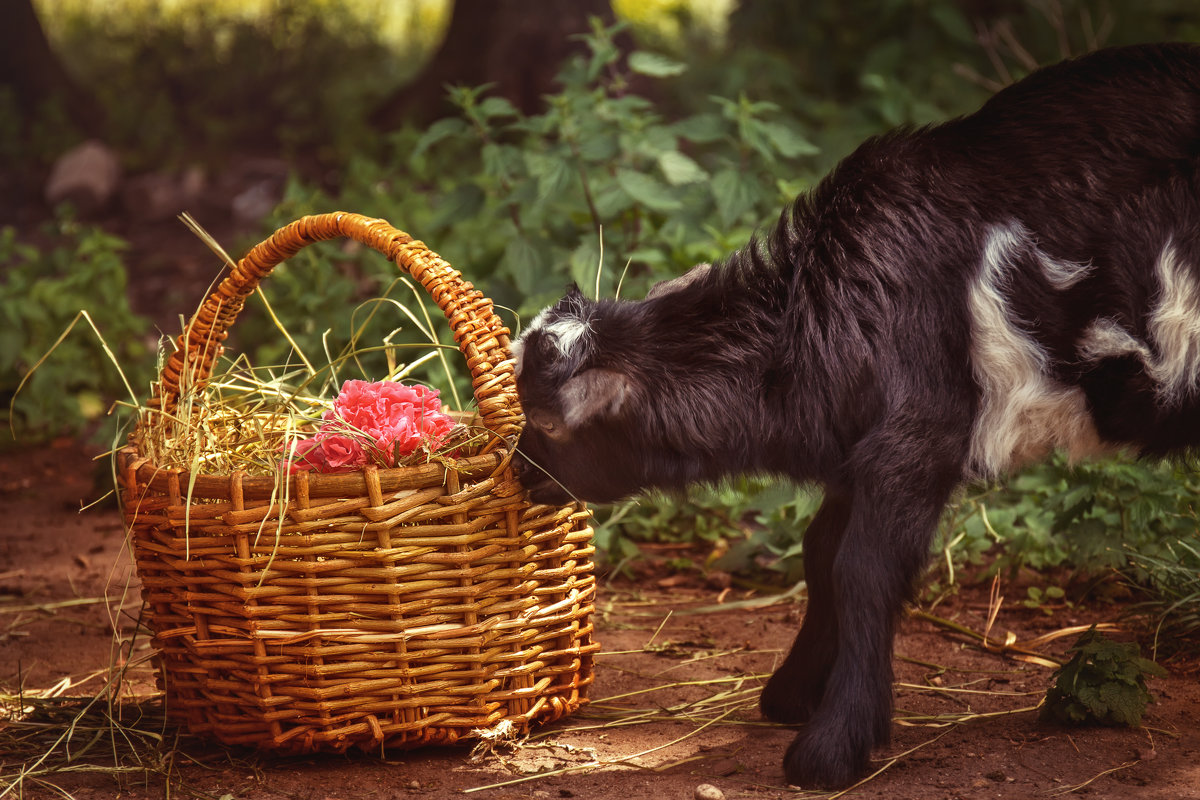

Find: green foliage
1126;534;1200;653
1022;585;1067;612
942;455;1200;579
271;20;818;325
595;479;821;581
1041;627;1166;727
2;216;151;439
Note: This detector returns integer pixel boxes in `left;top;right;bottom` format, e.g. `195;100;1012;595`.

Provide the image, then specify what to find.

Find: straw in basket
116;212;598;753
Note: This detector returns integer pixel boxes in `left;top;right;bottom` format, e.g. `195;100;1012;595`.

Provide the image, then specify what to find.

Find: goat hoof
782;727;871;790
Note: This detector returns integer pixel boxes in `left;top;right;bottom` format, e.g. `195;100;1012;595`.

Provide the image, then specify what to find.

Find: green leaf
930;3;977;45
673;113;727;144
525;152;574;202
657;151;709;186
758;121;820;158
477;96;519;120
615;168;682;212
482;143;524;182
1041;628;1163;727
592;181;635;218
574;129;620;163
569;240;605;294
411;117;469;162
711;168;758;226
628;51;686;78
501;236;546;295
431;183;485;229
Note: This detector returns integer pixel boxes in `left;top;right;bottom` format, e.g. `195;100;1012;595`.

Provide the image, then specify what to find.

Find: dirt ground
2;439;1199;800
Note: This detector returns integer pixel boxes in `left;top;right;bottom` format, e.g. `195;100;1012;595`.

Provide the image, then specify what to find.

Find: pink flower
318;431;368;470
282;380;458;473
281;436;325;474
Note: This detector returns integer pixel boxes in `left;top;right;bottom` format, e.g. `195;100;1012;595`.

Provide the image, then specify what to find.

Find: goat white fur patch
1147;242;1200;403
1077;317;1152;363
544;317;592;356
512;309;592;373
966;224;1111;477
1076;242;1200;406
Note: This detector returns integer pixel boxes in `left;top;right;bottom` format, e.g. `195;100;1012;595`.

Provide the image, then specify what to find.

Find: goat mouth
518;473;574;505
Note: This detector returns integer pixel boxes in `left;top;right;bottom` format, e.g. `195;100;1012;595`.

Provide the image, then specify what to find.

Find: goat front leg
759;490;850;725
781;455;959;789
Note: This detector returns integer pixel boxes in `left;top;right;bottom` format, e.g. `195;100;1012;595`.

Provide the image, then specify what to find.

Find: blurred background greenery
2;0;1198;649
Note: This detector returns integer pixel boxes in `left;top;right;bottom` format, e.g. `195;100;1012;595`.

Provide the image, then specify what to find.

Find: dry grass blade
910;577;1118;668
0;598;109;616
8;310;141;437
1044;759;1140;796
138;214;484;481
0;683;180;798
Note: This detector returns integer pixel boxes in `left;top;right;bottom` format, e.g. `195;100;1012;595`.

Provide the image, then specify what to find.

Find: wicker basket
116;212;597;753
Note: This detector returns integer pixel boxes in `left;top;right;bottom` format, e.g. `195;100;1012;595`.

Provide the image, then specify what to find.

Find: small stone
45;140;121;214
694;784;725;800
231;179;281;225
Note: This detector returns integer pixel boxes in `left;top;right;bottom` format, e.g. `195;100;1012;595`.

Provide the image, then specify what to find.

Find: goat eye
527;413;566;440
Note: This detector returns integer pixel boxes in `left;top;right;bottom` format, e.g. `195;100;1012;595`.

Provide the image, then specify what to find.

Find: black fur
512;43;1200;789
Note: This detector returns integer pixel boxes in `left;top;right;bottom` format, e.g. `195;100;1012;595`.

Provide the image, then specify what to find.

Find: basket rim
117;444;510;502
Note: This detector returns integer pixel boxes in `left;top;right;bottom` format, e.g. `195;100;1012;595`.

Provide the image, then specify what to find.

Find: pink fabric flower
282;380;457;473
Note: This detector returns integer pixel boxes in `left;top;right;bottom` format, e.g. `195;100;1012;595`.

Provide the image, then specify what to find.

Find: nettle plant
422;24;819;316
271;20;820;328
2;216;150;440
941;455;1200;578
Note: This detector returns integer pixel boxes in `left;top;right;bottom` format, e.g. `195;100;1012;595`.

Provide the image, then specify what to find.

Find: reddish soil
2;440;1198;800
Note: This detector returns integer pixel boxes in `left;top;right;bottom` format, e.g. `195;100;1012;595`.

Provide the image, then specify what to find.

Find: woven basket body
117;213;597;753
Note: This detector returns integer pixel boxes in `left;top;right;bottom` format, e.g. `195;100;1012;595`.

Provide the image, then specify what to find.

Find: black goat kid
511;43;1200;789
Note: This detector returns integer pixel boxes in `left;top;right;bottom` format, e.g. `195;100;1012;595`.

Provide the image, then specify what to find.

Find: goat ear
646;262;711;299
561;368;631;428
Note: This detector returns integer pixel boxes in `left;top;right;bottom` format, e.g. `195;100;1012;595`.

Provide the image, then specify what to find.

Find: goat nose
512;451;532;479
516;459;541;486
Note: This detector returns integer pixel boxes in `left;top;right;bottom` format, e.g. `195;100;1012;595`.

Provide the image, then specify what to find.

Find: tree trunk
373;0;618;128
0;0;105;135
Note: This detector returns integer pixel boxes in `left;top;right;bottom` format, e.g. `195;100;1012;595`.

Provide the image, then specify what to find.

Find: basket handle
153;212;523;443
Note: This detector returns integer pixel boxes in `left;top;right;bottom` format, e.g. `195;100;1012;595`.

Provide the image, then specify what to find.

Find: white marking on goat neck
1147;242;1200;403
966;224;1112;478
